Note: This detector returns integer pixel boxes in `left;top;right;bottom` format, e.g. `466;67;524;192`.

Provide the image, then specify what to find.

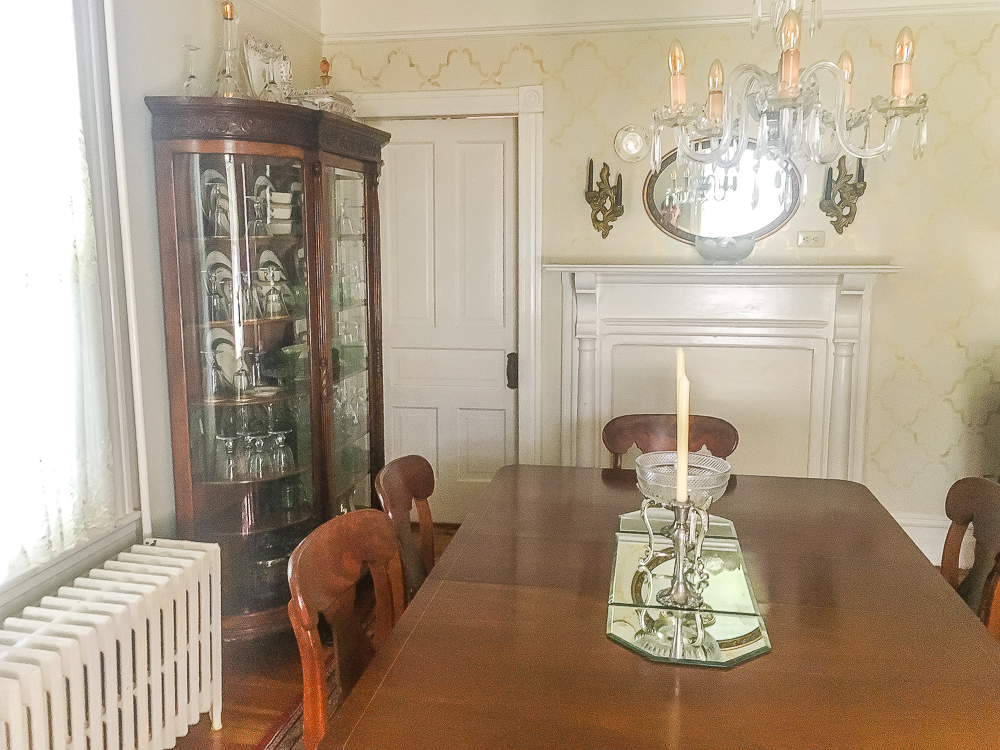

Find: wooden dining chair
375;454;436;599
941;476;1000;641
287;509;406;750
602;413;739;469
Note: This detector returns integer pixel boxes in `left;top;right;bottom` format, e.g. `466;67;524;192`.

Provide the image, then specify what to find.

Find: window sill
0;513;142;619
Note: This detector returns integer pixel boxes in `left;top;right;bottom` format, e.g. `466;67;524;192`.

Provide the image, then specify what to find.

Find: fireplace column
572;273;599;466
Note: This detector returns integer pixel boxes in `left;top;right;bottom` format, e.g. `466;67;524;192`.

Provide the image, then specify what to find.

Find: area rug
256;657;343;750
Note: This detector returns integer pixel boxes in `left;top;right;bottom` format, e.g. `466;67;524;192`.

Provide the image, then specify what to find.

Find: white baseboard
892;512;973;568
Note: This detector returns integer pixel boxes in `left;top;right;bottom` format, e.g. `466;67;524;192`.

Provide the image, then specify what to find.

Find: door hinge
506;352;518;389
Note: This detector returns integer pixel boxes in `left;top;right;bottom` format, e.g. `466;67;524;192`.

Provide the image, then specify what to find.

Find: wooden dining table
322;466;1000;749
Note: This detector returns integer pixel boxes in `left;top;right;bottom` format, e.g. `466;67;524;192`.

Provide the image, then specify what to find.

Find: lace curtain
0;1;116;583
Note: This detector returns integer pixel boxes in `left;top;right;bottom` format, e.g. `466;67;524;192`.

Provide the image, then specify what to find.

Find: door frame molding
351;86;544;464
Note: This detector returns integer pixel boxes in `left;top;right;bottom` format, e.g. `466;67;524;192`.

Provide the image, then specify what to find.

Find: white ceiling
319;0;999;41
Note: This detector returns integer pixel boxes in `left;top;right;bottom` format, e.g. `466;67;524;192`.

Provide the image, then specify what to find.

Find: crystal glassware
216;435;239;480
214;48;244;98
269;430;295;474
213;2;248;98
262;267;289;318
635;452;731;510
259;56;283;102
247;434;269;478
182;44;203;96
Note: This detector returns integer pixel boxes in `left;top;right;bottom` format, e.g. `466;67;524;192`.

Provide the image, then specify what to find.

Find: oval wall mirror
643;143;801;251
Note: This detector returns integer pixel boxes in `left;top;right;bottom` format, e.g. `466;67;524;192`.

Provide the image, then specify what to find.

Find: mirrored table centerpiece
607;452;771;667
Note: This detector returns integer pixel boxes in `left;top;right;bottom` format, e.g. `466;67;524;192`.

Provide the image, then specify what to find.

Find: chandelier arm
800;61;889;160
674;65;771;167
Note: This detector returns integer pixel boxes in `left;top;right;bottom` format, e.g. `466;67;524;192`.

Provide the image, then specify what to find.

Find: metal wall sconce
586;159;624;238
819;155;867;234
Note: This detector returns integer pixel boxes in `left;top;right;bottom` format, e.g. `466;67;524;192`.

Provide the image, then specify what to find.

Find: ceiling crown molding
244;0;323;43
321;2;1000;45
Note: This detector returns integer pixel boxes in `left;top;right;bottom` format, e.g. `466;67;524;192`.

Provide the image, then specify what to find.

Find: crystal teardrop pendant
883;116;902;159
912;115;927;159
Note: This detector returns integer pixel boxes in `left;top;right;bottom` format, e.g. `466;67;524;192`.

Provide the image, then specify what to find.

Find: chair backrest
287;509;406;750
375;454;436;599
602;413;739;469
942;477;1000;640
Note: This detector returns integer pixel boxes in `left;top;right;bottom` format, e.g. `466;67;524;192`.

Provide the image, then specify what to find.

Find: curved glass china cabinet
146;97;389;639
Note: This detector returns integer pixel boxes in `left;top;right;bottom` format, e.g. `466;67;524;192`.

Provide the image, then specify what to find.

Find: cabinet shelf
334;426;369;453
194;464;310;487
200;231;305;242
333;299;367;314
148;95;389;639
333;361;367;385
207;314;304;328
200;502;317;540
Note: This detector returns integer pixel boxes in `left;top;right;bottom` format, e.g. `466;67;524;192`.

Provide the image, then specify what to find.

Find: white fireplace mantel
546;264;899;480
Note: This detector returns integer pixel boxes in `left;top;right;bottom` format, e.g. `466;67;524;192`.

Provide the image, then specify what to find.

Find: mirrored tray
244;35;292;100
607;521;771;667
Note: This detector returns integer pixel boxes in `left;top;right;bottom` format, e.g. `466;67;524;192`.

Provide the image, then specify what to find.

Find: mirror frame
643;143;801;245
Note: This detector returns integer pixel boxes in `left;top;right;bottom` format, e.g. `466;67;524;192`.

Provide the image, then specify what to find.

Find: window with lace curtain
0;1;138;592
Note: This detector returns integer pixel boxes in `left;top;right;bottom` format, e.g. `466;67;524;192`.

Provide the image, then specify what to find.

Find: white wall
108;0;321;536
323;7;1000;527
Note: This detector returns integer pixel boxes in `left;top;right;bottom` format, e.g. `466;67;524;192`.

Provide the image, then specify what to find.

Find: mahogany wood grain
320;466;1000;750
602;413;739;468
146;97;392;637
943;476;1000;640
288;509;406;750
375;455;436;598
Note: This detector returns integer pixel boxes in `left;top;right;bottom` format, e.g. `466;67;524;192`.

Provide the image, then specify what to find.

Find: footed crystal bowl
635;451;731;510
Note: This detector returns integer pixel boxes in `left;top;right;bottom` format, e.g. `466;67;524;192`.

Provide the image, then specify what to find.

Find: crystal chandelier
650;0;929;182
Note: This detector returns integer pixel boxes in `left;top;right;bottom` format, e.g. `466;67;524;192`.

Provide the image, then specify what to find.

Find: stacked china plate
268;190;293;235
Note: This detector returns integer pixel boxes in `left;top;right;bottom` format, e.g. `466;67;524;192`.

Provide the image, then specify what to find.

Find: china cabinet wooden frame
146;97;389;640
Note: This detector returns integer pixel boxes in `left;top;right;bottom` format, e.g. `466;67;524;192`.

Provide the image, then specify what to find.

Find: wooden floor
174;524;458;750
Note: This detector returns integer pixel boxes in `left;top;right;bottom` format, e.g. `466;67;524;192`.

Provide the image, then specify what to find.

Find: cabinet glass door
173;150;315;616
325;165;372;513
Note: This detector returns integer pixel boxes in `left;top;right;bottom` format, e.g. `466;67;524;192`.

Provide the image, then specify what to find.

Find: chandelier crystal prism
650;0;929;176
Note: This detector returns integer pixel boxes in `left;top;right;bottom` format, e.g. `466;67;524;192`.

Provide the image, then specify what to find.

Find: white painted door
373;117;518;523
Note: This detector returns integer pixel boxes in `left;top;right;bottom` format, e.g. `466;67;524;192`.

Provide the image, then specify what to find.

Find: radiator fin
0;538;222;750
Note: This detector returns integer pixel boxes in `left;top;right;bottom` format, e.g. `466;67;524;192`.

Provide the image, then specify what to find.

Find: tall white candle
676;348;690;503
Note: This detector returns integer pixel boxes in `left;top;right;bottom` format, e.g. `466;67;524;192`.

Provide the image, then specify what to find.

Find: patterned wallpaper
325;12;1000;517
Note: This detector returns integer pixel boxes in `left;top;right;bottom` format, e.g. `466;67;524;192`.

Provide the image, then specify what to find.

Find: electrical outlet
797;231;825;248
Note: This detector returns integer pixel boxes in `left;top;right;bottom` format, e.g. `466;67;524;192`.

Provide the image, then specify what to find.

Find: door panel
375;117;517;522
383;143;435;325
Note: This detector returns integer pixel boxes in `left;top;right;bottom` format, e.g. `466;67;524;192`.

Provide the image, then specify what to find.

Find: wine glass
181;44;203;96
216;435;239;480
206;272;230;321
232;360;250;398
259;55;283;102
247;434;269;478
262;267;289;318
269;430;295;474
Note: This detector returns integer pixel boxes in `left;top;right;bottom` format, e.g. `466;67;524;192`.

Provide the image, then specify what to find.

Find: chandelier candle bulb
838;50;854;109
668;40;687;110
707;59;724;124
676;348;690;504
778;10;801;98
892;27;915;103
